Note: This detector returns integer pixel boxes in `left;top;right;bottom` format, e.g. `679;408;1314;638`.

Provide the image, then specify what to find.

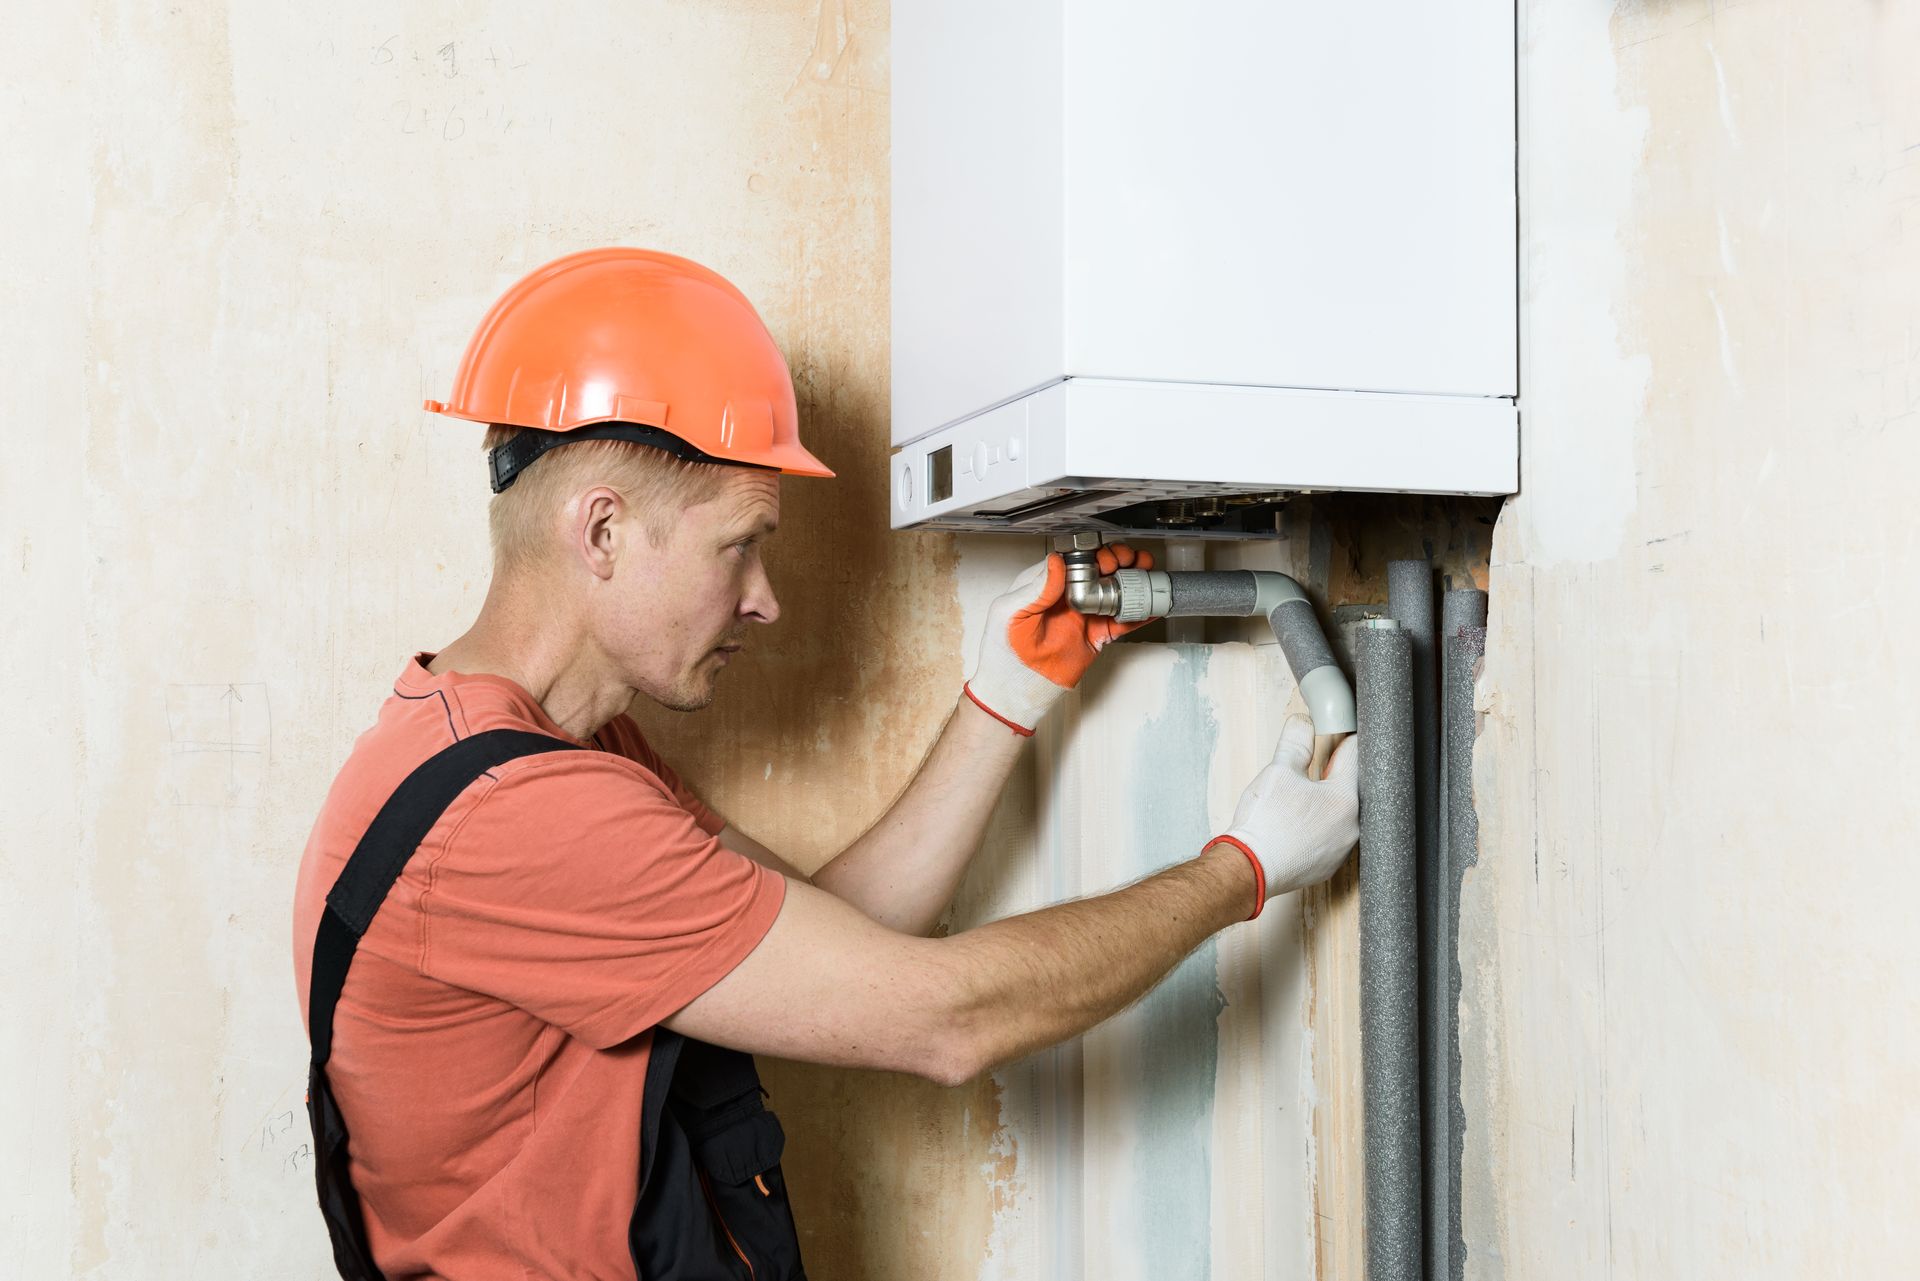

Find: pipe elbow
1299;665;1359;737
1263;582;1359;736
1249;571;1309;613
1065;577;1119;615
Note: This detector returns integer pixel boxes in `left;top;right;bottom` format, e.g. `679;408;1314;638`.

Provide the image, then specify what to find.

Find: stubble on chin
653;673;717;714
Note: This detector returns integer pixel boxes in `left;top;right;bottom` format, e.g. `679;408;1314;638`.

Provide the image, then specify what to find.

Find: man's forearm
933;842;1256;1079
810;696;1025;934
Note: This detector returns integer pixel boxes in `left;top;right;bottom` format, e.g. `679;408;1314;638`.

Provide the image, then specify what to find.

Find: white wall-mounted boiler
890;0;1518;539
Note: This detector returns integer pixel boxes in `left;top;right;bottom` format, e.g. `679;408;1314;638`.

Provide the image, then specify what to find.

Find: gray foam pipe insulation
1387;562;1444;1281
1355;620;1421;1281
1386;563;1441;1253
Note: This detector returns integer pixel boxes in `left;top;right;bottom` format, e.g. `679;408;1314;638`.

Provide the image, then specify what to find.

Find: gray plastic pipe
1387;562;1443;1279
1066;564;1358;740
1355;619;1421;1281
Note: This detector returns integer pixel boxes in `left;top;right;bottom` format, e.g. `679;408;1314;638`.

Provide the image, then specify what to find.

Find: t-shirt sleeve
650;755;725;836
417;756;785;1049
600;715;726;835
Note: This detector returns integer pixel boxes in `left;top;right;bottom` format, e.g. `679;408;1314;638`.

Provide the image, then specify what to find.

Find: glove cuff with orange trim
1216;716;1361;909
963;660;1072;738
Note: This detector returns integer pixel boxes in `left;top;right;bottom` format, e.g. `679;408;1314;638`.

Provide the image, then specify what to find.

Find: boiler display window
928;445;953;503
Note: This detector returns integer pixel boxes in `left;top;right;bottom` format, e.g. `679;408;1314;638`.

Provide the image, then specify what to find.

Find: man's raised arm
666;721;1358;1083
741;545;1156;936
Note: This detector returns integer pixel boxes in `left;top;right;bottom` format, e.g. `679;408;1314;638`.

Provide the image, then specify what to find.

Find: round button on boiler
970;442;991;478
898;464;914;510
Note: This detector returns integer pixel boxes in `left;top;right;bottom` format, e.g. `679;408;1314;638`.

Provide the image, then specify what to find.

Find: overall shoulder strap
307;728;584;1068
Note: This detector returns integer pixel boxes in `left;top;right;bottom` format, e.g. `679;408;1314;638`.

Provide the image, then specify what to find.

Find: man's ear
573;485;626;581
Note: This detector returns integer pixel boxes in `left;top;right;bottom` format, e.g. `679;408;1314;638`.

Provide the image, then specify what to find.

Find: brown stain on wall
1306;494;1503;602
753;1065;1009;1277
1304;855;1364;1281
625;4;1007;1277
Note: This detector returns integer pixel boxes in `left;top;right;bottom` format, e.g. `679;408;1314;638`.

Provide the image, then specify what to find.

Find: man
294;247;1359;1280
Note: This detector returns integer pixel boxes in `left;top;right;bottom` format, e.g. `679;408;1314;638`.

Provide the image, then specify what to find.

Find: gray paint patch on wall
1124;645;1228;1281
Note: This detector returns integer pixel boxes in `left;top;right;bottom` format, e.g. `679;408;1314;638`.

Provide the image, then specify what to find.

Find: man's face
602;469;782;712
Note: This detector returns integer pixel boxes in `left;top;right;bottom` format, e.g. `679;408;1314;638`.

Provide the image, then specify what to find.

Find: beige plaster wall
1461;0;1920;1274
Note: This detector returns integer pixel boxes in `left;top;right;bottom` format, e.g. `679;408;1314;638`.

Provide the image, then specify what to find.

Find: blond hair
482;425;732;569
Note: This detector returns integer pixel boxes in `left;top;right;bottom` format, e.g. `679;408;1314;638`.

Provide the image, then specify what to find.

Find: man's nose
742;558;780;625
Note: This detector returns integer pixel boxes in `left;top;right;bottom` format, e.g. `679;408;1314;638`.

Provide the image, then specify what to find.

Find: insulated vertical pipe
1434;606;1487;1281
1355;620;1421;1281
1440;588;1489;645
1387;561;1441;1280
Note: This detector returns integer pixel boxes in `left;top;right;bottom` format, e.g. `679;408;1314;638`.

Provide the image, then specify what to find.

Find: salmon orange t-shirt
292;656;786;1281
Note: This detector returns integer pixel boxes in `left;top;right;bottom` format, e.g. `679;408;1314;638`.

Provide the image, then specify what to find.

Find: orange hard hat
425;247;834;490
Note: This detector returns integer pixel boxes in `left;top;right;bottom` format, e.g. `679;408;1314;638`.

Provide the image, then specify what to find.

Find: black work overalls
305;729;807;1280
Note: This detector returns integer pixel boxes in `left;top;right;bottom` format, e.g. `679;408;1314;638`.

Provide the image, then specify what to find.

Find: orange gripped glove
963;544;1157;736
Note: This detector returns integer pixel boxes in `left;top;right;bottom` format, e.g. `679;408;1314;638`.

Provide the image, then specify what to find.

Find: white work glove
1211;716;1360;918
963;544;1155;735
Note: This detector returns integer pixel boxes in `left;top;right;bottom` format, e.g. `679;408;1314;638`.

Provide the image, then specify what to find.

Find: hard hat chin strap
486;422;774;493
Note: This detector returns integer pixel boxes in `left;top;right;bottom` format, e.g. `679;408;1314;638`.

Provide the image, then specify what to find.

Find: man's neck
428;577;633;741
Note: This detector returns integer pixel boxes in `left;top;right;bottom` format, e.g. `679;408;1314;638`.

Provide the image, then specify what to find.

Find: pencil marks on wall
165;682;271;808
